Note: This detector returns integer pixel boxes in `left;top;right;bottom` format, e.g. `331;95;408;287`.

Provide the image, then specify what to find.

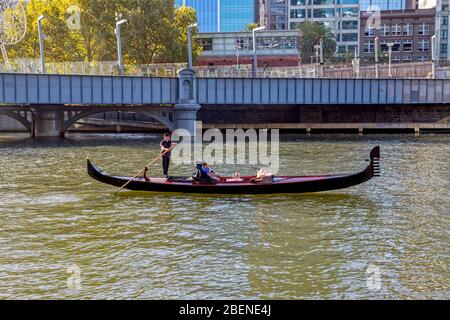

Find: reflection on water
0;133;448;299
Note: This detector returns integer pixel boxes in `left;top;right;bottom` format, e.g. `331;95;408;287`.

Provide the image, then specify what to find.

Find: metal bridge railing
1;59;449;79
0;59;187;77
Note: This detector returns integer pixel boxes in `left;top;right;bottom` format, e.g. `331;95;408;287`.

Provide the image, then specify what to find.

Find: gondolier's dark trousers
162;156;170;176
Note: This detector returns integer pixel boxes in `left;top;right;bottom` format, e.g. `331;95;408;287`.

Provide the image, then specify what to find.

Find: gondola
87;146;380;194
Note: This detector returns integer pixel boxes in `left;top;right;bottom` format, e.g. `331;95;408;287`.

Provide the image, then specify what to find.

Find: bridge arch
62;109;175;133
0;110;32;133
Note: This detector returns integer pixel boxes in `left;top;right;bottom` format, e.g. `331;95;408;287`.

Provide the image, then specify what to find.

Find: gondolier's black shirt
160;140;172;158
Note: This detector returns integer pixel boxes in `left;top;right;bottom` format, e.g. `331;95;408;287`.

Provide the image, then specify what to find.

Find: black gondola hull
87;147;380;195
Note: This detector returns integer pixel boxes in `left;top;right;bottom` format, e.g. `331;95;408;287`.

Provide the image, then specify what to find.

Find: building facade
265;0;360;56
435;0;450;63
289;0;360;55
196;30;300;66
359;0;408;11
175;0;257;32
360;8;436;63
267;0;289;30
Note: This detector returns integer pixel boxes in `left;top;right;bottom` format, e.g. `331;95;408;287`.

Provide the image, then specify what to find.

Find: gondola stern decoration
369;146;381;177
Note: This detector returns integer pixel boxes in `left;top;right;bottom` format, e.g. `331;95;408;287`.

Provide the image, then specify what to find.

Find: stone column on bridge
174;68;201;136
32;108;64;137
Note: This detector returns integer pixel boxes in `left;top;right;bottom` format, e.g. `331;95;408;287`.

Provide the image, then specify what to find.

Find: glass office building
176;0;219;32
288;0;361;55
359;0;406;11
176;0;256;32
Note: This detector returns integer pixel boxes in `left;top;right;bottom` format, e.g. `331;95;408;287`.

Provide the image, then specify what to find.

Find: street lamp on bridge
37;15;45;74
374;36;379;78
387;42;394;78
431;34;437;79
116;19;127;76
252;26;265;78
187;23;198;69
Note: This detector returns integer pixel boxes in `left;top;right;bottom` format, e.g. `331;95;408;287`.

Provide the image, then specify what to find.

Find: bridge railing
1;59;449;79
0;60;187;77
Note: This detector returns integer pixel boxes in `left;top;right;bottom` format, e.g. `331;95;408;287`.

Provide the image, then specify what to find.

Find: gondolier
160;133;176;178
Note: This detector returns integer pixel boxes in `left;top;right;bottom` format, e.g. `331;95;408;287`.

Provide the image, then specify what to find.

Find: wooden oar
114;144;177;194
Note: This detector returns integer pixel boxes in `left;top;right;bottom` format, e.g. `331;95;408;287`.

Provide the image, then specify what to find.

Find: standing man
160;133;176;178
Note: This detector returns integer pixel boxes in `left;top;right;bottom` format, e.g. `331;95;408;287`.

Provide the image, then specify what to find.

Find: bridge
0;68;449;136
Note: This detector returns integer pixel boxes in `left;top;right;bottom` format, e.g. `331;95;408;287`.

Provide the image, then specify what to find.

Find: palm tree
298;21;336;64
244;23;259;32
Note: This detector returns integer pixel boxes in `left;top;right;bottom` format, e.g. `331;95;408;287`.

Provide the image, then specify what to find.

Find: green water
0;133;448;299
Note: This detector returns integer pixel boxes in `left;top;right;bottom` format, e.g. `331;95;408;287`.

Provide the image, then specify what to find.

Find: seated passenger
201;162;221;182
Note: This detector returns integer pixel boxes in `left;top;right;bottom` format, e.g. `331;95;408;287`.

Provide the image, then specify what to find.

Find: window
392;56;401;63
381;25;390;36
381;41;400;52
417;56;428;61
442;4;449;10
198;38;213;51
403;24;413;36
342;20;358;30
290;0;306;4
403;56;412;62
391;24;401;36
313;8;335;18
271;6;285;14
440;43;448;54
418;39;429;51
403;40;412;52
342;33;358;42
442;30;448;40
290;9;306;18
443;16;448;26
418;23;429;35
313;0;335;4
392;41;401;52
365;26;375;37
341;8;358;17
364;40;374;53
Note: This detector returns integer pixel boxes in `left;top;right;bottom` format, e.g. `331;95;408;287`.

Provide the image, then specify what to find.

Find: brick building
360;8;436;63
196;30;300;67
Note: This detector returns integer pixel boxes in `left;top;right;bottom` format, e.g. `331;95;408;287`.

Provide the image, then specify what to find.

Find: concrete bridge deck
0;69;449;136
1;72;450;105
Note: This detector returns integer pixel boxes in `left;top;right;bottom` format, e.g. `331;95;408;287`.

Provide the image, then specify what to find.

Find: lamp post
188;23;198;69
37;15;45;74
431;34;437;79
252;25;265;78
387;42;394;77
116;19;127;75
319;38;324;64
374;36;379;78
314;45;320;63
235;44;240;72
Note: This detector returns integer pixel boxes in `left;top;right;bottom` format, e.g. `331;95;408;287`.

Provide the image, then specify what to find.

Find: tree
6;0;200;65
7;0;84;62
297;21;336;64
157;5;201;63
244;23;258;32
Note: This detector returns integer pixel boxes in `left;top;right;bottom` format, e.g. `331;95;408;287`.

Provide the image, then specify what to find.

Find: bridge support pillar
173;103;201;136
175;67;201;136
32;109;64;137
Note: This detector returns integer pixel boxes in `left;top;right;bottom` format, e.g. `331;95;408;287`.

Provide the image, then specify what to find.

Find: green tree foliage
297;21;336;64
244;23;259;32
7;0;82;61
4;0;200;64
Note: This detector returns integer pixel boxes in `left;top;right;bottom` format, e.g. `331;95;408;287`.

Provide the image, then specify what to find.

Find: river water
0;133;448;299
